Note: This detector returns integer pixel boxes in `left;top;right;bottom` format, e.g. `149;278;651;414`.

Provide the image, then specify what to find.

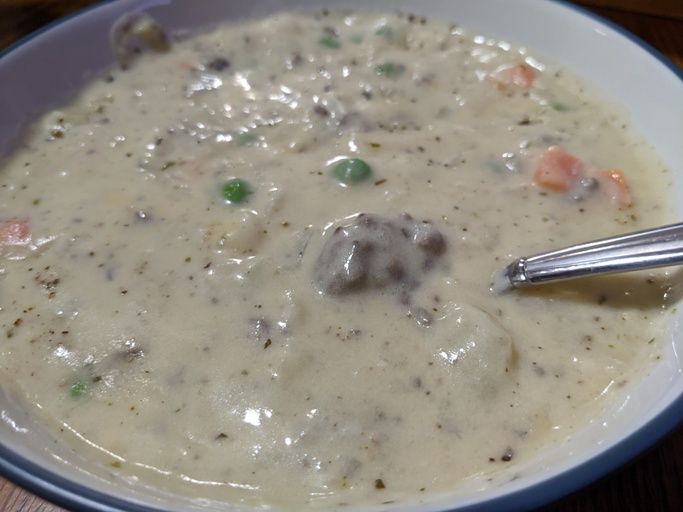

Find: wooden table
1;1;682;511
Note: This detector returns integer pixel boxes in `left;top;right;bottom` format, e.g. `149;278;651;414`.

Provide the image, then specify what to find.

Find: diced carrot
493;64;537;89
597;169;633;209
509;64;536;88
533;147;585;192
0;218;30;246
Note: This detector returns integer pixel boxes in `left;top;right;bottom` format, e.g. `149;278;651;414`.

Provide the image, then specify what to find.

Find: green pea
375;62;405;78
332;158;372;185
375;25;393;39
222;178;251;204
552;102;569;112
319;35;341;49
69;378;89;399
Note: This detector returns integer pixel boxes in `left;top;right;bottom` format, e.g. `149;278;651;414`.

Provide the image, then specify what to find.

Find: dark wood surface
0;1;682;511
577;0;683;19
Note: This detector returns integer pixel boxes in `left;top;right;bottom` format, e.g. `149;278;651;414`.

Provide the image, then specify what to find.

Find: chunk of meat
110;12;169;68
313;213;446;295
533;146;585;191
597;169;633;209
493;64;536;89
0;218;30;247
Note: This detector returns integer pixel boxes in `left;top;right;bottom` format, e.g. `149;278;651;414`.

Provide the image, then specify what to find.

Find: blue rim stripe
0;1;681;512
0;442;166;512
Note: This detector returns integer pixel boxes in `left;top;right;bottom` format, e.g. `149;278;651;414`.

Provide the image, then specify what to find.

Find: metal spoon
493;222;683;293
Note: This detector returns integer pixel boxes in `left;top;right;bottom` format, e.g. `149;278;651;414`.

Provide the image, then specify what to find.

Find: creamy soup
0;9;676;509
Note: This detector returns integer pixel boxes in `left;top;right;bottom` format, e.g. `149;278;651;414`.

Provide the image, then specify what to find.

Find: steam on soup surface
0;9;675;509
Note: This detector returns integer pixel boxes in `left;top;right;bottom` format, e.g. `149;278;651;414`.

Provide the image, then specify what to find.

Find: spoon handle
500;222;683;290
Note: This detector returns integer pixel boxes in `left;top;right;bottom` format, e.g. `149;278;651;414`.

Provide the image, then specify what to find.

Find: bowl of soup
0;1;682;511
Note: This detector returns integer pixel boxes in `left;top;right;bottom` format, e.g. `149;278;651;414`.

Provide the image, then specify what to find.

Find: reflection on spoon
494;222;683;293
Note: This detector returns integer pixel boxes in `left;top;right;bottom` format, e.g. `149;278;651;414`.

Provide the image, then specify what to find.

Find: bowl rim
0;1;682;511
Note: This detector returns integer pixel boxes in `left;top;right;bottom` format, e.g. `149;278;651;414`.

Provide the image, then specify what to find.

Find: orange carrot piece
493;64;536;89
533;147;585;192
509;64;536;88
598;170;633;209
0;218;30;246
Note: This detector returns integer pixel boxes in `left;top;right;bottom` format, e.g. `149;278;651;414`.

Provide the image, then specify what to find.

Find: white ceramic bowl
0;1;682;511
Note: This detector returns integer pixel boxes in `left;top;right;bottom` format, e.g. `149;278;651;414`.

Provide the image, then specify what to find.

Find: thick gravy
0;9;676;509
